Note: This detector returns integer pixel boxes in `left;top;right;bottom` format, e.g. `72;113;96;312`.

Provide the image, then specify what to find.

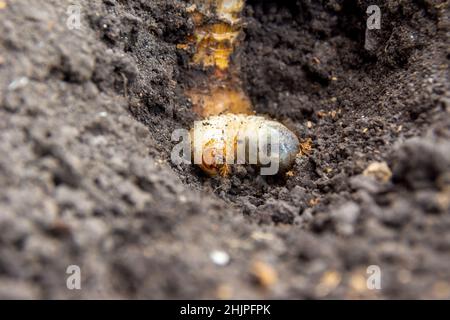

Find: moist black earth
0;0;449;299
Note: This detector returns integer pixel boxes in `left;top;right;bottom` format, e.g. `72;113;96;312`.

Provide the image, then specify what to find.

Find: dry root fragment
299;137;313;155
285;170;295;177
308;198;320;207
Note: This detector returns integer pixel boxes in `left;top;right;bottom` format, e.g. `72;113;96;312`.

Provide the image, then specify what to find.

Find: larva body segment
188;0;244;71
191;114;300;176
188;85;253;118
182;0;251;117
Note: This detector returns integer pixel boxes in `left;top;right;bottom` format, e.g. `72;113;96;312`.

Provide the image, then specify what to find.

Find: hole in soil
127;0;443;225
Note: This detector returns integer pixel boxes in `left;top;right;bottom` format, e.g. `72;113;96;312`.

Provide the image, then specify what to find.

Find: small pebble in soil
250;260;278;289
209;250;230;266
363;161;392;183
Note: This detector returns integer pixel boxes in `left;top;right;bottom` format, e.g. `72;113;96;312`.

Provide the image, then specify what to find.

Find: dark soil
0;0;449;299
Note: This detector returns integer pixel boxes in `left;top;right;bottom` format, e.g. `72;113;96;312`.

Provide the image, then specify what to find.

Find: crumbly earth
0;0;449;299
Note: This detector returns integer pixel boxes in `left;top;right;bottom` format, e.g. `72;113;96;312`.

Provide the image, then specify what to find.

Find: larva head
190;124;229;177
200;140;229;176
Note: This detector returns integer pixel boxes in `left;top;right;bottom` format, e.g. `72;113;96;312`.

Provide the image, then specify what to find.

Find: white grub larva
191;114;300;176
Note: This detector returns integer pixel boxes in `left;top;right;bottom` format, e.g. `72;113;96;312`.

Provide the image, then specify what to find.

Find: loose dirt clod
315;270;342;297
250;261;278;289
363;162;392;183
